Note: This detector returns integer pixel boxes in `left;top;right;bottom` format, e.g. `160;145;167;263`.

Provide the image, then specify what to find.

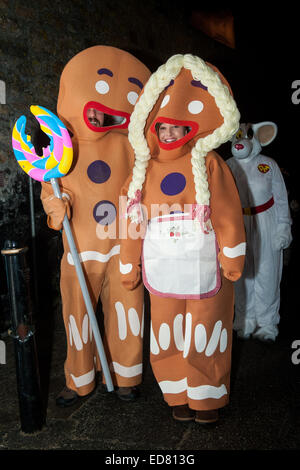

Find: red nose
235;144;244;150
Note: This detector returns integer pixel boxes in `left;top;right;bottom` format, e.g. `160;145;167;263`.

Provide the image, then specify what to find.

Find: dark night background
1;2;299;242
0;1;299;451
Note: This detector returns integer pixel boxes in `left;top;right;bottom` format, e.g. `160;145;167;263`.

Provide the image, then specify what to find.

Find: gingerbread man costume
120;54;246;420
41;46;150;399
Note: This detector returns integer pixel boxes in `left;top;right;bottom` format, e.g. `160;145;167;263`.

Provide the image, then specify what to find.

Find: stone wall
0;0;235;246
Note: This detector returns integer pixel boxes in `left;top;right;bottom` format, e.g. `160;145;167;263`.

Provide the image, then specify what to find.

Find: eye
188;100;204;114
160;95;170;108
95;80;110;94
127;91;139;105
247;127;254;139
235;129;243;139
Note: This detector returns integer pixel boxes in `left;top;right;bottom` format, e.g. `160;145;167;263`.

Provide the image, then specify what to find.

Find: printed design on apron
142;208;221;299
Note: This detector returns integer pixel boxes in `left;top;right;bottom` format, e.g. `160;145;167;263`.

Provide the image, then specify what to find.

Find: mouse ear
252;121;278;146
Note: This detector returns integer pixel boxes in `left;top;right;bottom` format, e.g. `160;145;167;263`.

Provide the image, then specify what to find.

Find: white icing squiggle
110;361;143;378
223;242;246;258
119;260;133;274
159;377;227;400
67;245;120;265
71;368;95;388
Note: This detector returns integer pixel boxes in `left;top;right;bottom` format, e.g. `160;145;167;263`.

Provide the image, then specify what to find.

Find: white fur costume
226;122;292;341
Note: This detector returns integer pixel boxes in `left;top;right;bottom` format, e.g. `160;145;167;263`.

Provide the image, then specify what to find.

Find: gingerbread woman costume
120;54;246;417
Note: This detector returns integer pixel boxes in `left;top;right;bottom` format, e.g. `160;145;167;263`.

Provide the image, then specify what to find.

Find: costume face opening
84;102;130;132
57;46;150;140
146;68;225;155
153;119;196;150
127;54;240;212
82;67;145;133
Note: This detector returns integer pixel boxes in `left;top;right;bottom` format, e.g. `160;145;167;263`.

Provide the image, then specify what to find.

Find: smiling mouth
151;117;199;150
162;138;178;143
88;118;103;127
83;101;130;132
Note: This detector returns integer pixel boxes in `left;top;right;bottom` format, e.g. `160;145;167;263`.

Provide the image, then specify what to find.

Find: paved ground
0;232;300;457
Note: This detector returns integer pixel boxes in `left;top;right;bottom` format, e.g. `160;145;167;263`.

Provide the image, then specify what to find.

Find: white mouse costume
226;122;292;341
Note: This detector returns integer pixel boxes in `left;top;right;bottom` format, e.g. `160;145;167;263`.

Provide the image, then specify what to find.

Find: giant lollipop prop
12;105;114;392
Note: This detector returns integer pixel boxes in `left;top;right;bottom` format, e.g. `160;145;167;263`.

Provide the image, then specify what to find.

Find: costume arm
271;161;292;249
120;222;143;290
40;181;73;231
208;152;246;282
119;183;145;290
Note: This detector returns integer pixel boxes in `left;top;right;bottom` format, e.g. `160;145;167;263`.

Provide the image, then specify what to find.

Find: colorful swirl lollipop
11;105;113;392
12;105;73;182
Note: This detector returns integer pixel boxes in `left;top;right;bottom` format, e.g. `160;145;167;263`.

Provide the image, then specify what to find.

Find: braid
183;54;240;205
127;55;184;204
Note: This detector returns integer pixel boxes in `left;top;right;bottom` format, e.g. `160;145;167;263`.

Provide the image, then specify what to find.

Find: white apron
142;212;221;299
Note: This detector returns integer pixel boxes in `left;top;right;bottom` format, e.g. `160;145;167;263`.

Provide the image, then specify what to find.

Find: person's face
86;108;105;127
158;123;186;143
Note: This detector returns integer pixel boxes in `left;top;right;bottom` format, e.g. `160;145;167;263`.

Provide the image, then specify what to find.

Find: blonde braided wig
127;54;240;220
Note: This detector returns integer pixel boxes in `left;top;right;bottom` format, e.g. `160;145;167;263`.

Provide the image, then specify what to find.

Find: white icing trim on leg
70;368;95;388
205;320;222;357
188;383;227;400
128;308;140;336
194;323;207;353
159;377;227;400
69;315;83;351
111;361;143;378
219;328;228;353
173;314;184;351
115;301;127;340
150;322;160;355
82;314;89;344
158;323;171;350
183;312;192;358
159;377;187;395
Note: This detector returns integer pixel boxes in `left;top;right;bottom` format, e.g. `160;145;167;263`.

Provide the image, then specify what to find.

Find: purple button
161;172;186;196
93;200;117;225
87;160;111;184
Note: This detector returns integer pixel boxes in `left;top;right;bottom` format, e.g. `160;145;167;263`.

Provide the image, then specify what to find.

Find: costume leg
254;212;282;339
150;276;234;411
100;255;144;387
186;277;234;411
149;295;187;406
60;255;104;397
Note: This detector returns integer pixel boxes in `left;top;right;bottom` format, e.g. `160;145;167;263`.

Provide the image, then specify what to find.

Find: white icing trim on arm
119;260;133;274
223;242;246;258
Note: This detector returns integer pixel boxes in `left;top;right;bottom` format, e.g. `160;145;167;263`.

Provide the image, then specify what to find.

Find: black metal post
1;240;43;433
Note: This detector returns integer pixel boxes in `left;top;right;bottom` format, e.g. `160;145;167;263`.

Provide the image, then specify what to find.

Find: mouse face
231;122;278;160
231;123;259;160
